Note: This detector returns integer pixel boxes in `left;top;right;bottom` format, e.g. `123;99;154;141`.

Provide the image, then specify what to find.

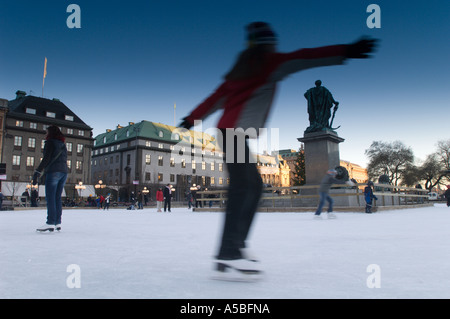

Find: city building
2;91;93;197
91;121;228;201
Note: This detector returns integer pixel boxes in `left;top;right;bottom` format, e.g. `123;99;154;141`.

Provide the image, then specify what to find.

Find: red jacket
156;190;164;202
186;45;348;136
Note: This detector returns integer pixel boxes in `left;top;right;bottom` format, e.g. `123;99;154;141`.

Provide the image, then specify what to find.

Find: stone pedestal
297;131;345;186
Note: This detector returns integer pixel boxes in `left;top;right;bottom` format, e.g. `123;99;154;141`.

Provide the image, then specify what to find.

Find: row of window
15;120;85;136
93;142;222;157
93;153;224;172
13;136;84;153
11;155;83;170
24;107;74;122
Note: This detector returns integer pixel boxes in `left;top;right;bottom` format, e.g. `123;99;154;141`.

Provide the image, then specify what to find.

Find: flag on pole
42;57;47;97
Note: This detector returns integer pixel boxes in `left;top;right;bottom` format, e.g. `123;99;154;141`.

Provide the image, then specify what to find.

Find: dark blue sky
1;0;449;167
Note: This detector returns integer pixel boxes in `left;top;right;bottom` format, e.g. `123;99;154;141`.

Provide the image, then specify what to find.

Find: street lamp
75;181;86;198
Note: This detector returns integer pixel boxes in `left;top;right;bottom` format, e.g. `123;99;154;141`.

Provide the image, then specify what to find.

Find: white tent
1;182;66;197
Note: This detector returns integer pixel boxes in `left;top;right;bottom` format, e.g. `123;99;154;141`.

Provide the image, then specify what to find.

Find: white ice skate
313;214;323;220
55;224;62;231
327;212;337;219
211;258;263;282
240;248;259;262
36;224;55;232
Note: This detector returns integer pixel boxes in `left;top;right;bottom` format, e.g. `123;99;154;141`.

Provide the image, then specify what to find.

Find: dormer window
25;108;36;115
159;131;163;138
65;115;74;121
46;111;56;118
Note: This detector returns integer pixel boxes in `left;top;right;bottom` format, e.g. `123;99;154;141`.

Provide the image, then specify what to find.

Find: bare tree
365;141;414;186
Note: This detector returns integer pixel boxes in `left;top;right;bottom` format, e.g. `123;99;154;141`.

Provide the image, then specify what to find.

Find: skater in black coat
163;184;172;212
444;185;450;207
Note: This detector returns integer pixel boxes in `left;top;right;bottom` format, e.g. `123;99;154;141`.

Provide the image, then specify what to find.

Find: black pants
164;199;171;211
217;129;263;260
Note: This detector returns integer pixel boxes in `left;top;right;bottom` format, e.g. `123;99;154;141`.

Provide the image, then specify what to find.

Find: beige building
256;153;290;187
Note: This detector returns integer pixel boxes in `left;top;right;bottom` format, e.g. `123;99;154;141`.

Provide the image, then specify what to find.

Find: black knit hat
246;22;277;46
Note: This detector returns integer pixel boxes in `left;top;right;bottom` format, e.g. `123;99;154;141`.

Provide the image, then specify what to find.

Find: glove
347;37;379;59
32;170;42;185
178;116;193;130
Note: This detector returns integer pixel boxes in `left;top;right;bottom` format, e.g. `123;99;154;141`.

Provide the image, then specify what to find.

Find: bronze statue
304;80;339;133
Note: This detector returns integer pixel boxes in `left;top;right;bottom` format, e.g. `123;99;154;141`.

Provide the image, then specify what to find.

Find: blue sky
1;0;449;167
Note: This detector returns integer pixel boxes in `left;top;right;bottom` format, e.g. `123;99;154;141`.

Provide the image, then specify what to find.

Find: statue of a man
304;80;339;133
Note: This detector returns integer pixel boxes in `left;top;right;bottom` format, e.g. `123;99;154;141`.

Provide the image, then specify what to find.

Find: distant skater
179;21;377;280
445;185;450;207
364;181;378;213
314;169;355;219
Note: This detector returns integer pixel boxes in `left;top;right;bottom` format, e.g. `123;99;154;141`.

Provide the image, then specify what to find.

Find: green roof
94;120;217;149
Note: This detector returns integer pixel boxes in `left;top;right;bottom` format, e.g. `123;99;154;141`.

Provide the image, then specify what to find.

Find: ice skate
240;248;259;262
313;214;323;220
55;224;62;231
211;258;263;282
327;212;337;219
36;224;55;232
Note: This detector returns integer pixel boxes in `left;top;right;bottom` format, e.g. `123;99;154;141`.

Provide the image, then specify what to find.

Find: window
170;158;175;167
158;155;163;166
12;155;21;166
159;131;164;138
26;156;34;167
28;138;36;148
192;160;196;170
202;161;206;170
67;160;72;169
145;172;151;181
170;174;175;183
181;159;186;168
78;130;85;136
25;108;36;115
67;128;73;135
41;140;45;149
219;177;223;185
77;144;83;153
30;122;37;129
65;115;74;121
158;143;163;149
219;163;223;172
46;112;56;118
14;136;22;146
43;124;49;131
145;141;151;147
76;161;82;170
15;120;23;127
103;136;107;143
158;173;163;182
115;133;118;141
211;162;215;171
211;177;215;185
66;142;73;153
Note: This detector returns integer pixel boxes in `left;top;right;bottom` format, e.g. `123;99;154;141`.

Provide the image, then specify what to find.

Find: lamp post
75;181;86;198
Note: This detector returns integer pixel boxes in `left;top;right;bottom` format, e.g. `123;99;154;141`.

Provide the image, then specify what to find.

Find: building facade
91;121;229;201
3;91;93;189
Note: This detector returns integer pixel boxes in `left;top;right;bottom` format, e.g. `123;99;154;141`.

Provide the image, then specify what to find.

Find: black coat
163;187;172;200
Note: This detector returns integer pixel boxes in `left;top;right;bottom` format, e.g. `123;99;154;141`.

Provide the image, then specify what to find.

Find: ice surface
1;204;449;299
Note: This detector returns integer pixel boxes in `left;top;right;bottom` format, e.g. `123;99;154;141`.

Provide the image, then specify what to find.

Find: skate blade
211;266;263;282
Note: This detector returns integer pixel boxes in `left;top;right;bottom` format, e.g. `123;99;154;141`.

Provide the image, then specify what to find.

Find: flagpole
174;102;176;126
42;57;47;97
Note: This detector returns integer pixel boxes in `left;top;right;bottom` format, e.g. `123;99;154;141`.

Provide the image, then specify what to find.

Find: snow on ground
0;204;449;299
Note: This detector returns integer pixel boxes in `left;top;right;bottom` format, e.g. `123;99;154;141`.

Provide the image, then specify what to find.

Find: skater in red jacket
179;22;378;280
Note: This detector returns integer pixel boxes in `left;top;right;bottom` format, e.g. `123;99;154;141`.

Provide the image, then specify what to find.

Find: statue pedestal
297;131;345;186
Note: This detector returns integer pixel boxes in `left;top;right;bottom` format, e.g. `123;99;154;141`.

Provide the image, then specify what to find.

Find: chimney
15;90;27;100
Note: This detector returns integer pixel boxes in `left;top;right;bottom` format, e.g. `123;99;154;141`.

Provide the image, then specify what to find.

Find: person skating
364;181;378;213
179;22;377;280
314;169;355;219
444;185;450;207
32;125;68;232
163;184;172;212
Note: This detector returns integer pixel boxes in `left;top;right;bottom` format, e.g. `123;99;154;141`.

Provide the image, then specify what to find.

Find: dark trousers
164;199;171;211
217;130;263;260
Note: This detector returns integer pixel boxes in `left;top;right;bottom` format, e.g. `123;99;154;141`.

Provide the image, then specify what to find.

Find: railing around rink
194;183;432;212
